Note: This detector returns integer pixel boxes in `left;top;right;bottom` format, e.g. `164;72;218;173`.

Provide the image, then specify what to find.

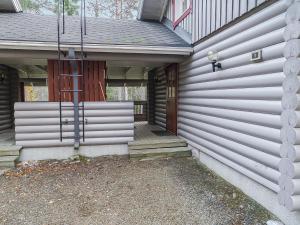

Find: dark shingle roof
0;13;189;47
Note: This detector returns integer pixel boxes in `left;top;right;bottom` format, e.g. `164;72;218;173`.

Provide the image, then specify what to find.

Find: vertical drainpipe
68;48;80;150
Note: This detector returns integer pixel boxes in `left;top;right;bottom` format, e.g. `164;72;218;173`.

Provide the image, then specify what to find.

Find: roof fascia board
0;41;193;56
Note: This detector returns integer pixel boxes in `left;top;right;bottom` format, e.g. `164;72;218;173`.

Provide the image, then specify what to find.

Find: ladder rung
60;90;83;92
61;136;74;139
61;105;84;108
58;41;87;46
61;107;84;111
60;74;84;77
61;136;82;139
60;59;83;61
62;121;85;125
61;137;85;140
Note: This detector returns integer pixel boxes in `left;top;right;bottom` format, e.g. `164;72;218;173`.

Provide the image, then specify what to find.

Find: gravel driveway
0;157;277;225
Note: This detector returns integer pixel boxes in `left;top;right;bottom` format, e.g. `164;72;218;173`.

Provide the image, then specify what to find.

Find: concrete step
129;146;192;159
0;146;22;156
0;156;19;168
128;139;187;150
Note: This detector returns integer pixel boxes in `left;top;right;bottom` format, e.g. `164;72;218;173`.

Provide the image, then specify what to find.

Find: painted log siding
0;79;12;133
154;67;167;128
279;0;300;212
165;0;273;43
0;71;18;133
14;102;134;148
177;0;292;203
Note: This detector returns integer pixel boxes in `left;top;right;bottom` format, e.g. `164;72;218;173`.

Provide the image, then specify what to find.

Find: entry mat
151;130;173;136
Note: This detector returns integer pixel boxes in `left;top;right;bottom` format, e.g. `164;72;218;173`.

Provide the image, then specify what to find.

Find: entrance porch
0;49;187;163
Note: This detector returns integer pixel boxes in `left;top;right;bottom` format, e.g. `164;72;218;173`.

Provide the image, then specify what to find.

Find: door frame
165;63;178;135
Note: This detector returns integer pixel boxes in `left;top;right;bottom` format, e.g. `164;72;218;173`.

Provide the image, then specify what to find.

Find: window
173;0;191;28
106;86;147;101
24;82;48;102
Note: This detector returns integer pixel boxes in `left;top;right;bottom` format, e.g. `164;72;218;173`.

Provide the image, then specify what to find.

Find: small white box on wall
251;49;263;63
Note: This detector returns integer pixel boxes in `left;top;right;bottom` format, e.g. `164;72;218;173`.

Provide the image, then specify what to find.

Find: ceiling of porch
4;63;151;85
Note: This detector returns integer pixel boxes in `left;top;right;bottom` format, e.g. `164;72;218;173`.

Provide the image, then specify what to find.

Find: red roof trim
172;0;192;29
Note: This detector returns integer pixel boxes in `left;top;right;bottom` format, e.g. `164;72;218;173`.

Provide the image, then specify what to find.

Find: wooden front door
166;64;178;134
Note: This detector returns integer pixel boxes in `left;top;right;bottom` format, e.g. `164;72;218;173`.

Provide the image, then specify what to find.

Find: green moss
78;155;91;163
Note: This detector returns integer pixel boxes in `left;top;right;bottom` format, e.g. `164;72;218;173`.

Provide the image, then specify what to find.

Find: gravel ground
0;156;277;225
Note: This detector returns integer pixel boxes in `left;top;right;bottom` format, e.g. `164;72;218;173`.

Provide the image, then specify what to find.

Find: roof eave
0;41;193;56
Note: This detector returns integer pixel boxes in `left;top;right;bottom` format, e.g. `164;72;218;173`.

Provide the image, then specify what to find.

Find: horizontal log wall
14;102;134;148
178;0;292;200
154;67;166;129
0;79;12;133
279;0;300;212
0;68;18;134
148;71;155;125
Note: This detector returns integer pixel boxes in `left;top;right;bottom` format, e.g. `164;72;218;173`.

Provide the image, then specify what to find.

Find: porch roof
0;13;192;55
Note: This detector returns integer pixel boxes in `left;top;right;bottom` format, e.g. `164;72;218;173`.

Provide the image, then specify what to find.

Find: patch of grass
78;155;90;163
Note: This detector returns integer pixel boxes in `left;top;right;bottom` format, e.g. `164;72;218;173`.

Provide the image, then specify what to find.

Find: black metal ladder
57;0;87;149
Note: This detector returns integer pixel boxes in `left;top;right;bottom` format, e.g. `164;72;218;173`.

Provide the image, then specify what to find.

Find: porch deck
133;121;180;143
129;122;190;159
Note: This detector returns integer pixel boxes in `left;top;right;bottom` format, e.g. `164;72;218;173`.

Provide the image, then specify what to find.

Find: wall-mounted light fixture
0;73;6;83
207;50;222;72
155;75;160;83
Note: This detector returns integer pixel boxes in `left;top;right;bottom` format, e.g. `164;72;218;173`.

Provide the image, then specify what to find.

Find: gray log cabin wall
14;102;134;151
147;70;156;125
178;0;286;194
154;67;167;129
279;0;300;212
158;0;300;224
0;67;18;133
